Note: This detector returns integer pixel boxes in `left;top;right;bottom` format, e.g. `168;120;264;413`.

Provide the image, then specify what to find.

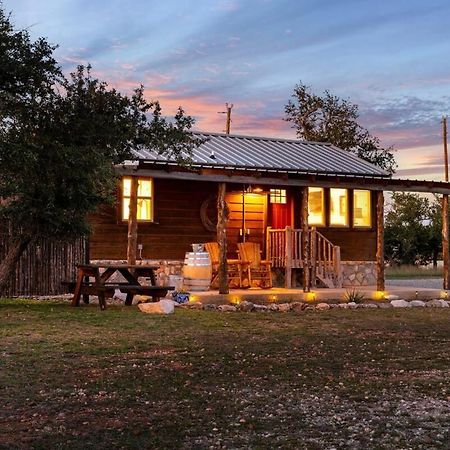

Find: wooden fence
0;233;88;297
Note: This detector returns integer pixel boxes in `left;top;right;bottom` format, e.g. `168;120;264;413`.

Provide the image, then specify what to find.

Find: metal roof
133;132;390;178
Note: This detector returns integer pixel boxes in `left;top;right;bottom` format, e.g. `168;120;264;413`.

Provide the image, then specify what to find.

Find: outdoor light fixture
252;186;263;193
305;292;316;302
374;291;385;301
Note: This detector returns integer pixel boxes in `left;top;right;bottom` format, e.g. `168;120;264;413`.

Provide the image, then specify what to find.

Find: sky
4;0;450;180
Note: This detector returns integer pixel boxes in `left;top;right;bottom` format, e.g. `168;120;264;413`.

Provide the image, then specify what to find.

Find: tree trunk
376;191;385;292
0;236;33;295
217;183;229;294
127;176;139;265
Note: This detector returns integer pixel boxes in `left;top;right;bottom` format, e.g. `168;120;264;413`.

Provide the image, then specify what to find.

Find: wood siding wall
0;232;87;296
90;178;217;260
89;178;376;262
225;191;267;255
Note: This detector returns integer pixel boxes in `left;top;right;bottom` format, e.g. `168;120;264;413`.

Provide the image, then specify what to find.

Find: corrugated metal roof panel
132;132;390;177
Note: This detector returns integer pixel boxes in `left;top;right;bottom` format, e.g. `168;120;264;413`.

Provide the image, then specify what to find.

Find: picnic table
70;263;174;310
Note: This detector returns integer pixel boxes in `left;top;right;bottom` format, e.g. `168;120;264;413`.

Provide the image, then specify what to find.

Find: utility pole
442;116;449;290
218;103;233;134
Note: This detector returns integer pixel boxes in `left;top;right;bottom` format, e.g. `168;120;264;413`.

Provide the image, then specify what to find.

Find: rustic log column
376;190;385;292
285;226;293;289
301;187;310;292
127;176;139;265
443;194;449;290
217;183;229;294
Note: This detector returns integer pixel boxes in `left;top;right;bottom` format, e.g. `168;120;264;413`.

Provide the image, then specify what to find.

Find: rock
426;299;449;308
278;303;291;312
410;300;426;307
291;302;306;312
203;304;217;311
385;294;400;301
305;306;315;311
316;303;330;311
268;303;279;311
253;304;268;312
347;302;357;309
362;303;378;308
390;299;410;308
138;299;175;314
218;304;237;312
238;301;255;312
338;303;349;309
378;302;393;309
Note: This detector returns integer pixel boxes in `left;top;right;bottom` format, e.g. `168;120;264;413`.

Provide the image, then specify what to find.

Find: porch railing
266;226;343;288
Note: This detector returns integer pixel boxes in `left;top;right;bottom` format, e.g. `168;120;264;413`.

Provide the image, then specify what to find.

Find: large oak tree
0;9;200;293
285;82;396;174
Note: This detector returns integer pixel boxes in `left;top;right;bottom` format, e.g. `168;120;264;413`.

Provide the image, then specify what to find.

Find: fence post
266;226;272;263
285;226;292;288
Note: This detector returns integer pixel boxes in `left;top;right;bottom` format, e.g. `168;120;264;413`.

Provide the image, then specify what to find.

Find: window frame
328;188;349;228
121;176;154;223
269;188;287;204
352;189;372;228
308;187;326;227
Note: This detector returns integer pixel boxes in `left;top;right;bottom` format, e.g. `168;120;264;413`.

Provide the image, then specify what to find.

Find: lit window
308;187;325;226
329;188;348;226
353;190;371;227
270;189;287;204
122;177;153;221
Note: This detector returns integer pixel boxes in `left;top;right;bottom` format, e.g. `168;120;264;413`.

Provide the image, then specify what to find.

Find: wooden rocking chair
205;242;249;288
237;242;272;289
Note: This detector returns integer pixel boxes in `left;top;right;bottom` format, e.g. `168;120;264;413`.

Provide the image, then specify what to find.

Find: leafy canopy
0;8;200;241
285;82;397;174
384;193;442;266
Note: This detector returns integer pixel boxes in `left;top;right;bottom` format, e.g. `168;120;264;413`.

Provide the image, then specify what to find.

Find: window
122;177;153;221
329;188;348;226
270;189;287;204
308;187;325;226
353;190;371;227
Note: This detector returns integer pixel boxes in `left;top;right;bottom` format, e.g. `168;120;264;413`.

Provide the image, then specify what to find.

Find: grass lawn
386;265;443;279
1;300;450;449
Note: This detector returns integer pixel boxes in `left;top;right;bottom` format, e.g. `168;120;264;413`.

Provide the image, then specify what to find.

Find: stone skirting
341;261;376;287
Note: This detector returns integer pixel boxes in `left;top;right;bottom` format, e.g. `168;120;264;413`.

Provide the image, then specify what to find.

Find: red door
269;191;292;228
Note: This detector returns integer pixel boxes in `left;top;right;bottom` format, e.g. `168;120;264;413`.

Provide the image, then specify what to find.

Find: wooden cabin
88;132;450;291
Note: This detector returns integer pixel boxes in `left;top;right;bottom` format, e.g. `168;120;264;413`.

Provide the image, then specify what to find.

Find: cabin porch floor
188;285;447;305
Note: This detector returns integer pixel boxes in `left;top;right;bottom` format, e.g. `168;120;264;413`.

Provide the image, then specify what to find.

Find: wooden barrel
183;251;212;291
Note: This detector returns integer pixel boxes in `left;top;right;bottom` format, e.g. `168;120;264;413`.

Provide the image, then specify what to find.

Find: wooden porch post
376;190;385;292
127;176;139;265
285;226;293;288
217;183;229;294
301;187;311;292
443;194;449;290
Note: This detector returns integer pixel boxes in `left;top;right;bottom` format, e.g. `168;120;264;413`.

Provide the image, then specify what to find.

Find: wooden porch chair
237;242;272;289
205;242;247;288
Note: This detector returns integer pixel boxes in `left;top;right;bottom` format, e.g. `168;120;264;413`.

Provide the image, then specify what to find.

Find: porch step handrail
267;226;342;288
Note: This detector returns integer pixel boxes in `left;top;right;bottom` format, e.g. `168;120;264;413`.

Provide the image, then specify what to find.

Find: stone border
176;298;450;312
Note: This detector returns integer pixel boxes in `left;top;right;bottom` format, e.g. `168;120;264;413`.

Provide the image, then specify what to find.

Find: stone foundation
341;261;376;287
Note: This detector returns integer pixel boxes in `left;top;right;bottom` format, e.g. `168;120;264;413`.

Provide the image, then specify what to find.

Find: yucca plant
343;289;366;304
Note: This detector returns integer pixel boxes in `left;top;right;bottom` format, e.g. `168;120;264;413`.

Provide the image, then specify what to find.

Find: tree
384;193;442;266
285;82;396;174
0;9;200;294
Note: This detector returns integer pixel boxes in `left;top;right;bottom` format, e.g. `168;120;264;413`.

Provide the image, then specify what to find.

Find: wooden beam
285;226;293;288
300;187;310;292
127;176;139;265
376;190;385;292
443;194;449;290
217;183;229;294
125;166;450;195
